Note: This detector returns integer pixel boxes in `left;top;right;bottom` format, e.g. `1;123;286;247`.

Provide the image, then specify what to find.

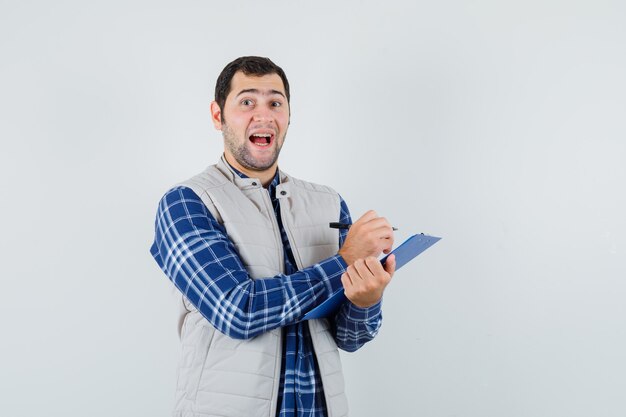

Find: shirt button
280;190;287;196
251;182;257;186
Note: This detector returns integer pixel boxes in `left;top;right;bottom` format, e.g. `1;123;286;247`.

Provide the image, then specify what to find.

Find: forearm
151;186;346;339
161;246;345;339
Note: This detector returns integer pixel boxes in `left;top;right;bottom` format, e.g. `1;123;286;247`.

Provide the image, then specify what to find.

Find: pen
329;222;398;231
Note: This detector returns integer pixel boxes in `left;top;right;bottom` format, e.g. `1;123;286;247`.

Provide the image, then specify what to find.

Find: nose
252;106;274;123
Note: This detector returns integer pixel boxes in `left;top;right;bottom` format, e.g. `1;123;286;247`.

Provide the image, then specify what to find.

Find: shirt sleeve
332;197;384;353
150;186;347;340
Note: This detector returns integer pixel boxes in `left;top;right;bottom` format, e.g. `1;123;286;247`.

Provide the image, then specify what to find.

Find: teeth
252;133;271;137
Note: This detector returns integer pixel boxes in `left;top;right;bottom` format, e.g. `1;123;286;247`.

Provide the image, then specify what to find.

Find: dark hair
214;56;290;120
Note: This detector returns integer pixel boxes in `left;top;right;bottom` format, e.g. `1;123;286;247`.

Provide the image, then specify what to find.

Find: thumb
383;254;396;275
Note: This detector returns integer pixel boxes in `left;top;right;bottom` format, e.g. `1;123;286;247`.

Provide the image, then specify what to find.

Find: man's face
211;71;290;176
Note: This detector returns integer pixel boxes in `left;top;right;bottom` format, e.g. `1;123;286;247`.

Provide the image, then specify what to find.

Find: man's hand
338;210;394;266
341;255;396;308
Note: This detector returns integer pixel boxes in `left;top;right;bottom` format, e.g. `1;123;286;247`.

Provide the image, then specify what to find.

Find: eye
271;101;282;107
241;99;254;106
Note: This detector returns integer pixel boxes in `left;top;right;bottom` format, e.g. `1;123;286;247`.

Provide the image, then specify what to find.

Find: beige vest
172;157;349;417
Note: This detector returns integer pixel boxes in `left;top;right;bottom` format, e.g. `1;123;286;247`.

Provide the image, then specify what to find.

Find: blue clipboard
302;233;441;320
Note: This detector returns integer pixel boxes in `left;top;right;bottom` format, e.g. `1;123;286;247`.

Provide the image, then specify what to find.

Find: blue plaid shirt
150;166;382;417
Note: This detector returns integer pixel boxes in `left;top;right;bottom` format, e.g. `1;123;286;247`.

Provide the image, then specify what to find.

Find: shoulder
157;186;207;216
155;185;225;233
179;165;228;194
157;165;225;211
282;171;340;197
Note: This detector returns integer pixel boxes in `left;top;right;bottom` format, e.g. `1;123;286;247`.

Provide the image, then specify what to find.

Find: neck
223;153;277;187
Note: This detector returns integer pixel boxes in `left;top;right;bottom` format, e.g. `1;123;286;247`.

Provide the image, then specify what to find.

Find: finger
364;257;392;289
366;222;395;238
383;254;396;276
371;229;395;242
361;217;393;233
366;216;392;227
355;210;378;225
346;264;361;281
353;259;373;280
382;239;394;254
379;236;394;254
364;256;385;275
341;272;353;288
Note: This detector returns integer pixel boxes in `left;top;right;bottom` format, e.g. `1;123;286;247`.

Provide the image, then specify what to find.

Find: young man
150;56;396;417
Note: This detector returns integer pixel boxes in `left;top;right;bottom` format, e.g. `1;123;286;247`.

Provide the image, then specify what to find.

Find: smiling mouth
249;133;274;147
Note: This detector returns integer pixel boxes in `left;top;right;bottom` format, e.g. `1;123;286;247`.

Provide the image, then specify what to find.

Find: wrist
351;297;382;309
338;249;353;266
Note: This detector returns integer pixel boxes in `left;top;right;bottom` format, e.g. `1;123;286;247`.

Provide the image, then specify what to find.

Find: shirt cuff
315;254;348;295
343;299;382;322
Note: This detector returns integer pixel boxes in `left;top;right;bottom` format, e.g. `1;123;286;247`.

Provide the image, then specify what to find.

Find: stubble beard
222;122;285;172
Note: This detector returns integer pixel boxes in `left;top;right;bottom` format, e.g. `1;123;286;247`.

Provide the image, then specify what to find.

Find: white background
1;1;625;416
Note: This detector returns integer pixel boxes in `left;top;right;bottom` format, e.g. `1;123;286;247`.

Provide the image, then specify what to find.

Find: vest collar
216;155;289;190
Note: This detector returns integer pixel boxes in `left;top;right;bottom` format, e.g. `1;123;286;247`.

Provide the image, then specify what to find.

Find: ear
210;101;223;130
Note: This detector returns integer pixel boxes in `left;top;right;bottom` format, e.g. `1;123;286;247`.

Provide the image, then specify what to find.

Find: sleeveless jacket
172;157;349;417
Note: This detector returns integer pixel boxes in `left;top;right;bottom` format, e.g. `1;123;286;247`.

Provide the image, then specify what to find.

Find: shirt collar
225;159;281;191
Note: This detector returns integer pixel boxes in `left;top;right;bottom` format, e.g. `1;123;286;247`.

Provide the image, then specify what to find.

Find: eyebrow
235;88;286;99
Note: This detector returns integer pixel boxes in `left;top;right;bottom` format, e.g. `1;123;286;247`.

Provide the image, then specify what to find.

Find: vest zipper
260;187;285;274
259;187;285;417
278;198;304;271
